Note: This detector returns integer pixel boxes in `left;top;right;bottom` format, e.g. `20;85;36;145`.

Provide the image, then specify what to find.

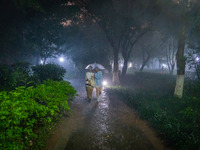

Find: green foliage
0;62;68;91
184;80;200;97
0;80;77;149
0;64;12;91
186;48;200;80
187;12;200;81
11;62;32;88
107;73;200;150
0;62;32;91
32;63;66;83
0;0;79;63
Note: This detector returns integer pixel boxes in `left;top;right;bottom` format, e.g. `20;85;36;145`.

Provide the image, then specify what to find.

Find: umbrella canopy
85;62;105;70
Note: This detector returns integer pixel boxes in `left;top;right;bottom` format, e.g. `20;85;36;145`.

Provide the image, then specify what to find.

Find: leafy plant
0;64;12;91
32;63;66;82
0;62;33;91
0;80;77;149
11;62;32;88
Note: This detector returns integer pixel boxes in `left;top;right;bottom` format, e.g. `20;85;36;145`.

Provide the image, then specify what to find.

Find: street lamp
162;64;167;68
103;80;108;86
195;57;199;62
59;57;64;62
128;63;132;68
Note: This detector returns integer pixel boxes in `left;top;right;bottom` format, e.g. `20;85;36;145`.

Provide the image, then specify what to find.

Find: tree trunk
140;63;146;71
112;49;120;85
174;25;186;98
122;58;128;78
170;62;175;75
43;57;47;65
140;52;150;71
167;59;176;75
36;55;40;65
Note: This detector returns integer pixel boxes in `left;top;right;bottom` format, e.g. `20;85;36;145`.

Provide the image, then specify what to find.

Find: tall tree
0;0;78;64
71;0;160;84
120;21;148;77
156;0;200;98
165;36;177;75
187;14;200;81
71;0;123;84
118;0;160;77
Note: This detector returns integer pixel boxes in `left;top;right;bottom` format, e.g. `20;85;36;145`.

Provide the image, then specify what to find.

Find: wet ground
45;79;169;150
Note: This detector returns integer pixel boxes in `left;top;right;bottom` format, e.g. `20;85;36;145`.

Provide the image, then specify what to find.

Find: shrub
32;63;66;82
184;79;200;97
0;80;77;149
11;62;32;88
0;62;32;91
186;48;200;80
0;64;12;91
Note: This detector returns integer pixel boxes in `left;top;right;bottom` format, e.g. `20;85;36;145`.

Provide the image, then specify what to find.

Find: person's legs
88;87;93;100
99;86;102;95
86;86;90;99
96;87;100;98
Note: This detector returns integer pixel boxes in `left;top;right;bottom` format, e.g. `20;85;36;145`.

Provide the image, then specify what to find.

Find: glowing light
128;63;132;68
40;60;44;64
195;57;200;62
103;80;108;86
59;57;64;62
162;64;167;68
121;64;123;67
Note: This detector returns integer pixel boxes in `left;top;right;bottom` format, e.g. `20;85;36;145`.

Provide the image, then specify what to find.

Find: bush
0;62;67;91
0;80;77;149
186;48;200;80
0;64;12;91
184;79;200;97
32;63;66;83
11;62;32;88
0;62;32;91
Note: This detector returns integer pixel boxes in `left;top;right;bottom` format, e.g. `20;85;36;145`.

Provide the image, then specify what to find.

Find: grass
107;72;200;150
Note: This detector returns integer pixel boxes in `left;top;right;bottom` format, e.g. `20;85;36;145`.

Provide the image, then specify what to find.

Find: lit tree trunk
140;50;150;71
166;37;177;76
174;25;186;98
121;30;147;77
167;59;176;75
36;55;40;65
43;58;47;65
113;48;120;85
170;62;175;75
122;58;128;78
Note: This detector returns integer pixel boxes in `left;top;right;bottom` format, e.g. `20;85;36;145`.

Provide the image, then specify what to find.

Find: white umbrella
85;62;105;70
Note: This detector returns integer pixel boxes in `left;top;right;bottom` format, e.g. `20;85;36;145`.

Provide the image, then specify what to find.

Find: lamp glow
128;63;132;68
59;57;64;62
162;64;167;68
103;80;108;86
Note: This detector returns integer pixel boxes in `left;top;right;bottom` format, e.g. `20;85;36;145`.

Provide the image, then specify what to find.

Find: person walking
85;67;95;101
94;67;103;101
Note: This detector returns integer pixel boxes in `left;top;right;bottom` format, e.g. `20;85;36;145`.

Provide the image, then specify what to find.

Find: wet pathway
45;79;168;150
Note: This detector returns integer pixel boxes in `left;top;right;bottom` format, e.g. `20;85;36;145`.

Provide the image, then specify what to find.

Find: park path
45;79;169;150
